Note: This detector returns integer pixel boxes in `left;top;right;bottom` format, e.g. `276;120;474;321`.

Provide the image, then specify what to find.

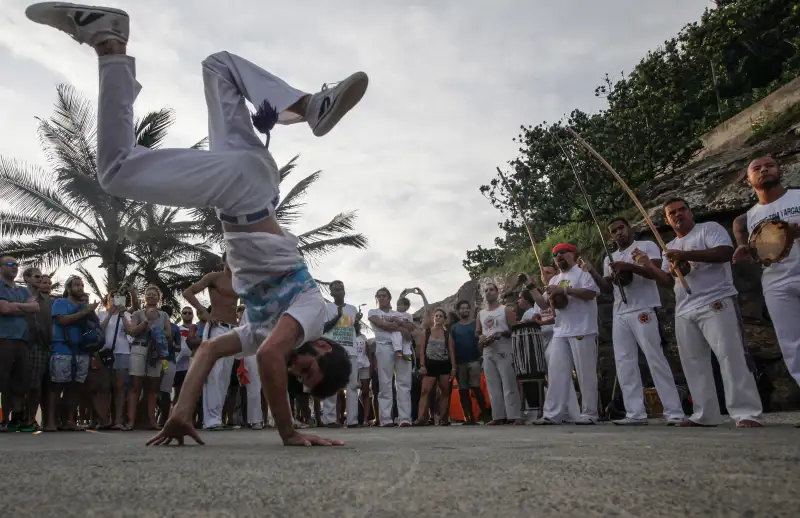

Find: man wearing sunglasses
0;257;41;432
534;243;600;425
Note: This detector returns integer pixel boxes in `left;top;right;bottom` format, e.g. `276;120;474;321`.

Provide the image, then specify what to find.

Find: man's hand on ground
283;431;344;447
146;416;205;446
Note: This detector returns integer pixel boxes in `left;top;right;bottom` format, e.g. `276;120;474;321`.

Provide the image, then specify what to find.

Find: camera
113;295;126;307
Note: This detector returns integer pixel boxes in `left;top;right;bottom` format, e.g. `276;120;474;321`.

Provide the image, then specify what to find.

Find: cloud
0;0;710;311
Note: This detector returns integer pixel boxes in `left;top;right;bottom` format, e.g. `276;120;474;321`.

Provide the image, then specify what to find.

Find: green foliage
466;0;800;278
747;102;800;145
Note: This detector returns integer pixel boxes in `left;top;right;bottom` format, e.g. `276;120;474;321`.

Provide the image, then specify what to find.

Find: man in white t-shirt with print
583;217;685;426
534;243;600;425
320;280;360;427
639;197;762;428
733;156;800;427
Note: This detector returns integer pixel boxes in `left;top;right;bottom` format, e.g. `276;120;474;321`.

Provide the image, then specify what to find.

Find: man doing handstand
26;2;362;446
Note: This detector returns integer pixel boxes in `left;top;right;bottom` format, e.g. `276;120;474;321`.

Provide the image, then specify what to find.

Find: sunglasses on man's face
552;250;571;258
5;261;19;267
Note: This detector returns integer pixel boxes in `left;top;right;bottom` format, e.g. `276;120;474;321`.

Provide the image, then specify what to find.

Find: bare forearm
587;268;612;294
565;288;597;301
56;310;89;326
733;214;749;247
681;246;734;264
258;350;294;440
645;263;674;288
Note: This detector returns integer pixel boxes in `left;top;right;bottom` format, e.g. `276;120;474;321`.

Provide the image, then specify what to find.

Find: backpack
64;309;105;355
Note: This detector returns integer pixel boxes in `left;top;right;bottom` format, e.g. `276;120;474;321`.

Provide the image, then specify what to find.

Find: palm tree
186;155;369;269
0;84;212;298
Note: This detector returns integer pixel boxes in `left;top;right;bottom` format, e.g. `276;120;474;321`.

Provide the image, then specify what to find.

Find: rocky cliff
421;134;800;413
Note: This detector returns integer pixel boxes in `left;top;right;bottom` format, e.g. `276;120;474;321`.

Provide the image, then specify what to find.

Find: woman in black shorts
413;308;457;426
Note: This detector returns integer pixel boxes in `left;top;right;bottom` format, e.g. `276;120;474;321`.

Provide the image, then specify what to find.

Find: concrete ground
1;417;798;518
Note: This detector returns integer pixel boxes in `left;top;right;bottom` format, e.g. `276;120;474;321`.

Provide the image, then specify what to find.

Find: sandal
736;419;763;429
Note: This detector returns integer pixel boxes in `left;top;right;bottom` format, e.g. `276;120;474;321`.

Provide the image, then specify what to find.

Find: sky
0;0;712;312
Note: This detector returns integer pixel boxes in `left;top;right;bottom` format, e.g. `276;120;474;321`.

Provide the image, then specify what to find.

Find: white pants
543;334;599;421
322;355;360;425
542;336;580;421
96;52;307;216
376;342;412;425
241;355;263;425
764;280;800;387
675;297;762;425
159;361;176;394
202;324;236;428
483;340;521;421
613;310;684;420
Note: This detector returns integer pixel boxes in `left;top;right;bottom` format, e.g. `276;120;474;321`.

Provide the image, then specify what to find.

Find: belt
216;194;279;225
211;322;235;330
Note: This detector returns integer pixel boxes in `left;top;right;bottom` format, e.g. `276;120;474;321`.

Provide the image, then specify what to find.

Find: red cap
552;243;577;254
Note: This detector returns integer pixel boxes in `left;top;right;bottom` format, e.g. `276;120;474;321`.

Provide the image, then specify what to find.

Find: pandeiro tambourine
749;219;794;267
669;260;692;278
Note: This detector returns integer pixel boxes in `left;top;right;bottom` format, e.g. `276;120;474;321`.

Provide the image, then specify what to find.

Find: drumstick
566;127;692;295
496;167;545;272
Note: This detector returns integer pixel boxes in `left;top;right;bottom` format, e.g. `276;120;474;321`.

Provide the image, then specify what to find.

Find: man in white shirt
321;280;360;427
583;217;685;426
638;197;762;428
533;243;600;425
476;283;522;425
733;156;800;427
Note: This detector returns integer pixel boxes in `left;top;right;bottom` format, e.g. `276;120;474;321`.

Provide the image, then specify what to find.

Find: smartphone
113;295;126;307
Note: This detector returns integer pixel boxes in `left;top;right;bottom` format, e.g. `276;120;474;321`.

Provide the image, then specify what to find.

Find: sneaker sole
312;71;369;137
613;421;649;426
26;2;128;41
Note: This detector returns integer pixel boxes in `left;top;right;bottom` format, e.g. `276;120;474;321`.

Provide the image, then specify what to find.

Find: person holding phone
98;288;133;429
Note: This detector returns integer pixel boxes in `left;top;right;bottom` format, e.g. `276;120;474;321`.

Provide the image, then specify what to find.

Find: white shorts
130;344;162;378
235;286;326;358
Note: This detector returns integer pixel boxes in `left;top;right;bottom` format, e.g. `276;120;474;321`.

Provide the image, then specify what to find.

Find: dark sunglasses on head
5;261;19;267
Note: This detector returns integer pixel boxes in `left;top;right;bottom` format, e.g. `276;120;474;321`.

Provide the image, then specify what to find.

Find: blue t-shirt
450;320;480;364
51;298;86;355
0;280;31;342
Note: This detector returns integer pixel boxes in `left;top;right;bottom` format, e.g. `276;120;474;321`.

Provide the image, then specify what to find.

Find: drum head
749;220;793;266
669;260;691;278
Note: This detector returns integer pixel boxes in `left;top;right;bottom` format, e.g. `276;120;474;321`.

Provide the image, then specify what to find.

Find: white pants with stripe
613;309;684;420
674;296;762;425
201;324;235;428
543;334;599;421
483;340;521;421
96;52;307;217
321;355;360;426
763;280;800;387
241;355;263;425
375;342;412;425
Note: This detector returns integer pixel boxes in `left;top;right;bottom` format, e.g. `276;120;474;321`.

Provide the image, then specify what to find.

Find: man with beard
320;280;359;427
48;276;100;431
733;156;800;427
476;283;522;425
583;218;685;426
183;253;241;431
637;198;762;428
534;243;600;425
451;300;488;424
21;266;52;430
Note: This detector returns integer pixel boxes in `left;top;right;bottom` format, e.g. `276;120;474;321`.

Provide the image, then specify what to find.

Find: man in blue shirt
450;300;488;424
0;256;40;432
46;276;99;431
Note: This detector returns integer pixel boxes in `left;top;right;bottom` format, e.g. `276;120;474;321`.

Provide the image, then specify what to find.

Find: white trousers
321;355;360;425
376;342;412;425
613;310;684;420
543;334;599;421
763;280;800;387
201;325;235;428
96;52;307;215
483;340;521;421
675;296;762;425
542;336;580;421
242;355;263;425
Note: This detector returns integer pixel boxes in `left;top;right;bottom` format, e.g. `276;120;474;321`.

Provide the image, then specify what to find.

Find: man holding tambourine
733;155;800;427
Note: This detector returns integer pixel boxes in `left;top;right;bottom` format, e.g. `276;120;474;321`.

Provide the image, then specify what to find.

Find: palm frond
297;211;361;242
278;155;300;182
0;236;98;271
299;234;368;265
275;170;321;226
36;84;97;177
134;108;176;150
191;137;209;150
76;264;107;300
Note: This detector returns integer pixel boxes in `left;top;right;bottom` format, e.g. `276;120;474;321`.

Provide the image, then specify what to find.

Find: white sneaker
574;416;598;425
25;2;129;46
613;417;648;426
665;416;685;426
250;422;264;430
532;417;560;426
306;72;369;137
